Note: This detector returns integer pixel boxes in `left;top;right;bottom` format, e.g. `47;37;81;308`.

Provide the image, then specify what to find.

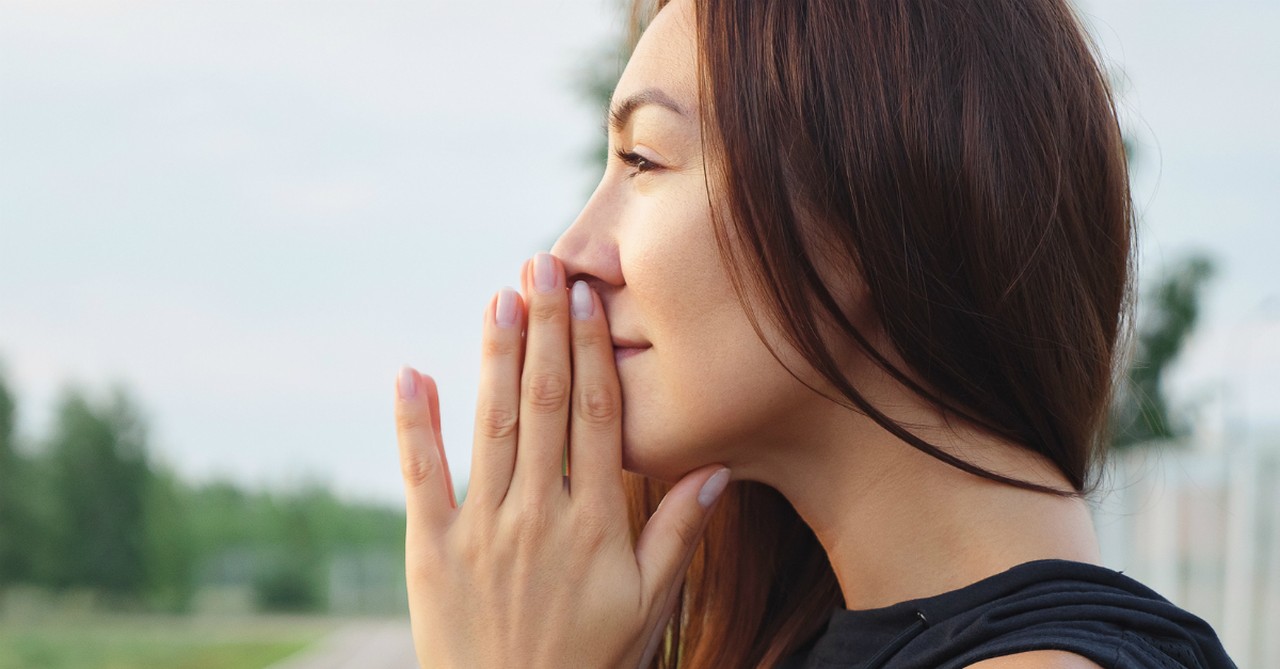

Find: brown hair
621;0;1137;667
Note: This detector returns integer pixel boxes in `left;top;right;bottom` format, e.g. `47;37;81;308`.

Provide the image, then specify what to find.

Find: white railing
1091;439;1280;669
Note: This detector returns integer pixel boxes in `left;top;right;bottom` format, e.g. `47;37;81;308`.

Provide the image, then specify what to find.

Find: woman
392;0;1236;666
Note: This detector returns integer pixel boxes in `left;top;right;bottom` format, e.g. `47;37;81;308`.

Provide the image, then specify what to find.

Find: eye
612;147;662;179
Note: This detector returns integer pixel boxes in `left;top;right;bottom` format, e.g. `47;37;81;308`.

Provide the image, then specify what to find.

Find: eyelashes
612;147;661;179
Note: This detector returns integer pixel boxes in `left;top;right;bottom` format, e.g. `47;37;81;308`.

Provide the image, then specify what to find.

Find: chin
619;430;703;485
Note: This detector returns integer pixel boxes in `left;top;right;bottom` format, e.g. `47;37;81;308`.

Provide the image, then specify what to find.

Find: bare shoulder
965;650;1107;669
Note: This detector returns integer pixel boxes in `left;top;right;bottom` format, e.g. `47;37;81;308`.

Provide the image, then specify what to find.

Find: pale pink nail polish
398;365;418;400
571;281;593;320
698;468;731;508
534;252;557;293
496;287;519;327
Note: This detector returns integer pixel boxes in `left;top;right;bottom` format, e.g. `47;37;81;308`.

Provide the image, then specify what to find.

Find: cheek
613;178;813;480
616;297;812;482
613;202;733;477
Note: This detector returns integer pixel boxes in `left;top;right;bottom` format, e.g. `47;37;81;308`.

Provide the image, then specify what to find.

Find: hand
393;252;731;669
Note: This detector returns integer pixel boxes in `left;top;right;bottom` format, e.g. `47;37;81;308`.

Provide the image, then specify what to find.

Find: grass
0;613;334;669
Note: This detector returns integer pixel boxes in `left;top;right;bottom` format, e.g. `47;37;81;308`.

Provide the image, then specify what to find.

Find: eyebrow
606;88;689;135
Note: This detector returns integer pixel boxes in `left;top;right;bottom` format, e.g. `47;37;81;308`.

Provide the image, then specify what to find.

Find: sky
1;0;1276;507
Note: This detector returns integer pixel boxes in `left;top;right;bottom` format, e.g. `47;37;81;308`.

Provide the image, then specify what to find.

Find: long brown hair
621;0;1137;667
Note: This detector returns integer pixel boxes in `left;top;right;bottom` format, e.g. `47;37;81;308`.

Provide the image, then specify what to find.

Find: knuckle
450;524;485;565
395;409;431;435
507;504;553;548
573;327;610;351
528;296;563;323
671;515;703;551
400;447;438;488
525;371;570;413
576;382;619;425
482;334;520;358
573;507;615;551
476;402;519;440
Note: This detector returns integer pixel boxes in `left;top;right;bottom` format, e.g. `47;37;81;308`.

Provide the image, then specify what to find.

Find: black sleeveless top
776;559;1236;669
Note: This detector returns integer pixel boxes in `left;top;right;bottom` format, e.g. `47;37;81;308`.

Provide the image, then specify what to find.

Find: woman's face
550;0;826;483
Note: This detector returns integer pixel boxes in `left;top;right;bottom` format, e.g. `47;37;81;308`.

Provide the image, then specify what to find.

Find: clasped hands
393;252;731;668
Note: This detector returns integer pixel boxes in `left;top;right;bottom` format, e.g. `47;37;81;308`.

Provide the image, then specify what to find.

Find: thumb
634;465;731;606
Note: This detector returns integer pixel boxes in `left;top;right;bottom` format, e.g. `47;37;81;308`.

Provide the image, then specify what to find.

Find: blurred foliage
42;388;152;598
1109;253;1217;448
0;370;35;586
0;368;405;616
143;468;196;612
253;564;324;613
1107;77;1216;449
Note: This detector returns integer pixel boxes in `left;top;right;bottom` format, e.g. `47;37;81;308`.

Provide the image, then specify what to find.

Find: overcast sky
1;0;1276;506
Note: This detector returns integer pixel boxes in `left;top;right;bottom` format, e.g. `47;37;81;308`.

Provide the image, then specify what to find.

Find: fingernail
496;287;519;327
571;280;593;320
398;365;418;400
697;468;731;508
533;252;557;293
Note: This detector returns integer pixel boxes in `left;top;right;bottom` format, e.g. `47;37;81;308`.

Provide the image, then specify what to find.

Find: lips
612;336;651;363
610;336;651;349
613;346;648;361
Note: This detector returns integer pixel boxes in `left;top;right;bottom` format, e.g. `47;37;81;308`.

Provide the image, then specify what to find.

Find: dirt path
267;619;418;669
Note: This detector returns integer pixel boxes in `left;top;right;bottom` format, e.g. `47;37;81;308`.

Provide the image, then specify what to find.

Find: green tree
43;386;153;599
142;467;196;611
186;479;406;614
0;364;37;588
1110;253;1217;448
253;492;328;612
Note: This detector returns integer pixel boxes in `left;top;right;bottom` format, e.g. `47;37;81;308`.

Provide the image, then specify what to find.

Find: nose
550;178;625;289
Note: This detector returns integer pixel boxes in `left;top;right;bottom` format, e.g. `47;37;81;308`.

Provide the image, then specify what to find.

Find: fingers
395;366;459;537
635;466;730;605
566;279;626;510
466;285;527;511
509;252;573;503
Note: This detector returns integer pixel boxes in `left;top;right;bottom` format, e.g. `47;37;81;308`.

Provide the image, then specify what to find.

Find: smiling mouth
613;345;650;360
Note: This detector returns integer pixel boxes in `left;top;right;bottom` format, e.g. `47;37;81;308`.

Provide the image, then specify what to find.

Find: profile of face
550;0;839;484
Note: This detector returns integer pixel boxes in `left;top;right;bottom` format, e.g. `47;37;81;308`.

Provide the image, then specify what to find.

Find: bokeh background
1;0;1277;667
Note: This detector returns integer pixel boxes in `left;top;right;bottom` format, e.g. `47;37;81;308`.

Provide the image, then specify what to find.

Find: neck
752;402;1102;611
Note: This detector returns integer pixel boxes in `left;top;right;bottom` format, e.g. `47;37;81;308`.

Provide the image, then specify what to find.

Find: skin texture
395;253;730;668
969;652;1107;669
550;4;816;488
396;0;1106;666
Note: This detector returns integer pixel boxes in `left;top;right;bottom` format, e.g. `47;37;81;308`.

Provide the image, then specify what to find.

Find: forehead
612;0;699;115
